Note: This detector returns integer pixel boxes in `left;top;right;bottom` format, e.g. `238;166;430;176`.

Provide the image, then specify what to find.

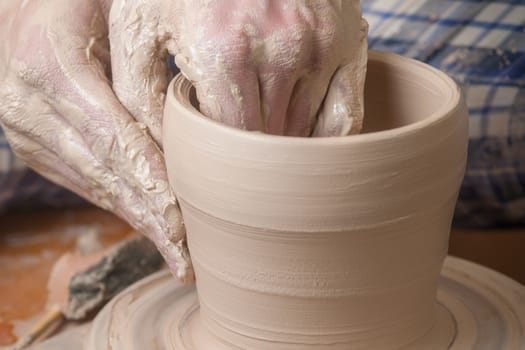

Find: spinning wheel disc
86;257;525;350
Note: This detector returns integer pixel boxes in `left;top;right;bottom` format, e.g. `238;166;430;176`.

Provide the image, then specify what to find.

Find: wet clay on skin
109;0;368;137
85;51;471;349
0;0;189;282
109;0;368;280
0;0;368;285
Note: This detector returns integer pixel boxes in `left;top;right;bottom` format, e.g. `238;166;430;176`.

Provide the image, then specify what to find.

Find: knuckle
0;89;25;128
1;128;34;160
208;34;251;67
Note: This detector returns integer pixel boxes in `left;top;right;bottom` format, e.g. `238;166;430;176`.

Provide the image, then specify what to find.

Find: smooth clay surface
159;51;470;349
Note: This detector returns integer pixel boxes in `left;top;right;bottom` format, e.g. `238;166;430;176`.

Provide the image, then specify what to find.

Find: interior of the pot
361;54;451;133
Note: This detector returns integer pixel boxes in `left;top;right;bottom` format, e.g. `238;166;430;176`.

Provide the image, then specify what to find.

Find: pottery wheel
85;256;525;350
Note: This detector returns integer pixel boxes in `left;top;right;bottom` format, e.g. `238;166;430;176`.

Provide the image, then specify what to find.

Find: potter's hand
0;0;192;282
109;0;368;137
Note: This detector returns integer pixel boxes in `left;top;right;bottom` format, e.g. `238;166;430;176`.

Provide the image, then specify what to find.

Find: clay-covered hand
109;0;368;137
0;0;192;282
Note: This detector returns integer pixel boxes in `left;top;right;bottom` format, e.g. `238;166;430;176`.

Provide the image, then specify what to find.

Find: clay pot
163;50;468;349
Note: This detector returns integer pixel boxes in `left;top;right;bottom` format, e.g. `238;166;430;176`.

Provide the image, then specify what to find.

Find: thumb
313;11;368;137
108;0;174;147
312;61;366;137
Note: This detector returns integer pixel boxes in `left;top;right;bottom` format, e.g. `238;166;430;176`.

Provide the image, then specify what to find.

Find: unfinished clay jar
162;51;468;349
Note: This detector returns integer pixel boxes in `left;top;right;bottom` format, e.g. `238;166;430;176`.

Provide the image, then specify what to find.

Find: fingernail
163;202;185;241
163;239;194;283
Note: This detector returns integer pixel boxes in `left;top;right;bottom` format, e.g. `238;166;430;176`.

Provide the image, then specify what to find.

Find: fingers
171;17;265;132
196;67;263;132
54;62;192;279
283;71;334;137
5;122;193;283
106;0;367;139
107;0;195;280
108;0;172;147
2;79;192;281
312;66;362;137
312;44;368;137
68;72;193;280
0;5;193;280
311;3;369;137
255;71;296;135
1;127;100;205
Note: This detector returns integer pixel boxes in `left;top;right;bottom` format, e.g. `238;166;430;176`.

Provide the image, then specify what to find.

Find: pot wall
163;51;468;349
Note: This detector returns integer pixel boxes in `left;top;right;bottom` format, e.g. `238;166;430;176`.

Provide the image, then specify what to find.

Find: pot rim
165;50;462;146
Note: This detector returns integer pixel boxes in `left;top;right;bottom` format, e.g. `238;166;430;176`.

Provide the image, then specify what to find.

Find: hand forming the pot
0;0;367;283
109;0;368;137
0;0;192;281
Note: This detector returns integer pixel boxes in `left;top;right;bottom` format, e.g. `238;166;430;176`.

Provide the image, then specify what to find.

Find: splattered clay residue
0;207;133;346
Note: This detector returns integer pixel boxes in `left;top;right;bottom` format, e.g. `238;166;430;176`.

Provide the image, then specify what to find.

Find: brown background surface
0;208;132;346
449;227;525;285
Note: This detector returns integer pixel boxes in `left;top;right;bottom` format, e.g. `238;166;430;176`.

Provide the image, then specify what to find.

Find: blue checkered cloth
1;0;525;226
363;0;525;227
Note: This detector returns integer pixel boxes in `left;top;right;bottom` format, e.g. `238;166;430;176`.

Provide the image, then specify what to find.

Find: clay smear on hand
176;0;369;137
